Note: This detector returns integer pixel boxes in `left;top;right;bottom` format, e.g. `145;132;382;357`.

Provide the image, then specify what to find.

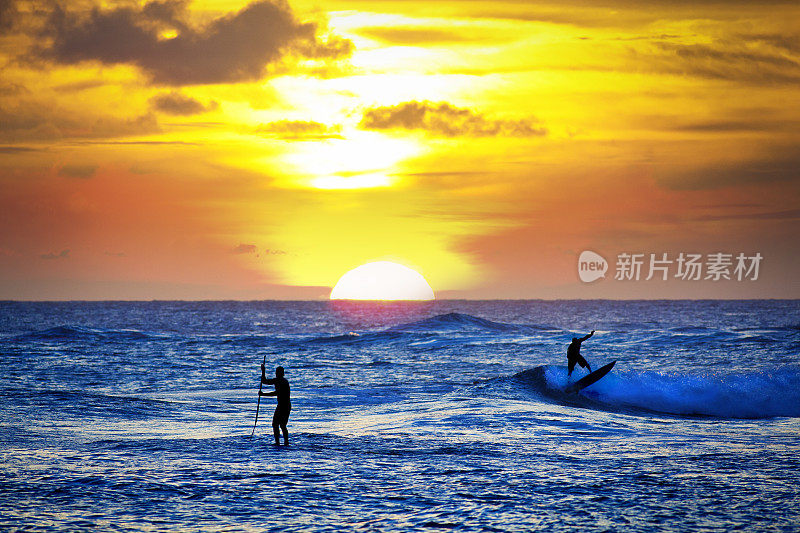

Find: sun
330;261;435;301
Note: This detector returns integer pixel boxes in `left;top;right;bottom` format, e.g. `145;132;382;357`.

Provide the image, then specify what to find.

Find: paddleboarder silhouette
567;330;594;378
260;364;291;445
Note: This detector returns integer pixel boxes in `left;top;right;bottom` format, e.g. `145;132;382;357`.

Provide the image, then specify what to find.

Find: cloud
41;249;70;260
58;164;97;179
0;0;19;31
232;243;257;254
0;83;27;96
694;209;800;222
150;92;218;116
39;0;353;85
0;102;159;142
82;140;198;146
359;101;547;137
657;146;800;190
357;26;493;45
254;120;343;140
53;80;108;93
0;146;44;153
643;41;800;84
672;119;798;133
737;33;800;54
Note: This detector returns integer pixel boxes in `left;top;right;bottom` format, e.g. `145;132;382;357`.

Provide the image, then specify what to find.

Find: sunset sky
1;0;798;300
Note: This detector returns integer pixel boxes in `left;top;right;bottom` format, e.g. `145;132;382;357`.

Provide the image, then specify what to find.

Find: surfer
567;330;594;378
260;364;291;445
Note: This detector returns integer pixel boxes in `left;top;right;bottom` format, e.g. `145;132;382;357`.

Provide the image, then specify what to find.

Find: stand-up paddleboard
566;361;616;393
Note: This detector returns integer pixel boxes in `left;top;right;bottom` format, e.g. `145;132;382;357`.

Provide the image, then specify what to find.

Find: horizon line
1;298;798;303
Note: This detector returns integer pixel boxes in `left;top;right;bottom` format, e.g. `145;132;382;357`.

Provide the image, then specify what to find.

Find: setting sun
330;261;435;300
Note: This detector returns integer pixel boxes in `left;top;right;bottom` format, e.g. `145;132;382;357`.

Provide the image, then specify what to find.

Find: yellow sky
1;0;798;299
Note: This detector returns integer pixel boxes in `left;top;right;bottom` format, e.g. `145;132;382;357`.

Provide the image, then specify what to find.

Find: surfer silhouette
260;364;291;445
567;330;594;378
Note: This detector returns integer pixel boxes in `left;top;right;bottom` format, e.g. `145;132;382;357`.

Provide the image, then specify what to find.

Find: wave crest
513;365;800;419
391;312;539;333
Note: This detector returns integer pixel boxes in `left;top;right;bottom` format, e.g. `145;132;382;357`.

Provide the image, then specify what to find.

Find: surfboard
566;361;616;393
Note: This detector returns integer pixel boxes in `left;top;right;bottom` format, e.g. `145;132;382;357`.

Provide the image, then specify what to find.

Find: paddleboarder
567;330;594;378
260;363;291;445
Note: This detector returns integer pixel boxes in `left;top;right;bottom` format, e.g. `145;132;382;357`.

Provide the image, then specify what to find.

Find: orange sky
1;0;798;299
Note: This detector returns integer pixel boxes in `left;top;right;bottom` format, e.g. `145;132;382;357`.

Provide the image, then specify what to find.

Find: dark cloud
694;209;800;222
41;249;70;260
673;120;797;133
657;146;800;190
645;41;800;84
0;146;44;153
360;101;547;137
150;92;217;116
58;164;97;179
0;102;159;142
466;0;800;23
0;83;28;96
737;33;800;54
78;140;198;146
232;243;257;254
255;120;343;140
0;0;18;31
53;80;108;93
39;0;353;85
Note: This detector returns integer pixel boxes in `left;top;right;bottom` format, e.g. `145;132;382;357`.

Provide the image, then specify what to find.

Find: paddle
250;355;267;437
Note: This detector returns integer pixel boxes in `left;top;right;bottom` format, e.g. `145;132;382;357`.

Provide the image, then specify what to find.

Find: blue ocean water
1;300;799;531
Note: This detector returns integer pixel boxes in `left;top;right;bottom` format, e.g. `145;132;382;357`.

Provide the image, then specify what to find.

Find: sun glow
330;261;435;300
280;130;420;189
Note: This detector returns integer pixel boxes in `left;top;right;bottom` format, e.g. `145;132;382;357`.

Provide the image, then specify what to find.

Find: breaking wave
513;364;800;419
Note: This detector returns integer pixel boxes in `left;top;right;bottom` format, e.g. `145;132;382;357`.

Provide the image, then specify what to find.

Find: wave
14;325;163;342
0;388;177;420
307;331;407;345
293;313;549;346
512;364;800;419
390;312;551;334
391;312;516;332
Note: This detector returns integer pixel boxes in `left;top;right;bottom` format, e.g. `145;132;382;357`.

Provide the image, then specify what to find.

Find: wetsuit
262;373;291;444
567;331;594;377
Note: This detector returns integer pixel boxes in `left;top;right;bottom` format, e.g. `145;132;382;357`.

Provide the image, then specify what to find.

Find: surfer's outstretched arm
579;330;595;343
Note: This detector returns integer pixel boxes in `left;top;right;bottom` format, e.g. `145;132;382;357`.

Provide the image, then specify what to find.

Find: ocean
1;300;799;531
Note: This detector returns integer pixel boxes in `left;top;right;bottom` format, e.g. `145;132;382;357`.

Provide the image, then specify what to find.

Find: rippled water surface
1;300;799;531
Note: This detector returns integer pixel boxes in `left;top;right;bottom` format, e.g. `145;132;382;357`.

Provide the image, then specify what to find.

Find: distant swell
513;365;800;419
391;312;554;334
16;326;159;341
300;313;553;346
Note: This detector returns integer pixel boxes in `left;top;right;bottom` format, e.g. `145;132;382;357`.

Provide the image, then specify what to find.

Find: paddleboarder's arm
261;363;278;385
579;330;595;342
